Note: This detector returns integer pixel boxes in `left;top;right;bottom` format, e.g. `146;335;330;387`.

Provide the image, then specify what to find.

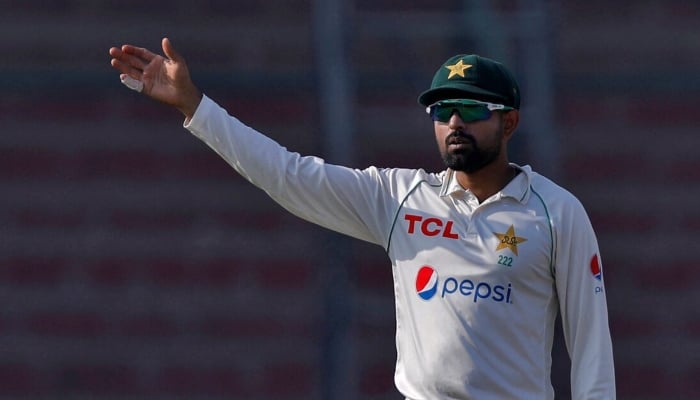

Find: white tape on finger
120;75;144;93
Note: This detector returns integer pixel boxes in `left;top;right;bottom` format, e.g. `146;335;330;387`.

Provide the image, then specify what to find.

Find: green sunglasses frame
426;99;513;123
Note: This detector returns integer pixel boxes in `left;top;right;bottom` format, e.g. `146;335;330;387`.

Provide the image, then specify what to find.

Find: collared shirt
185;95;616;400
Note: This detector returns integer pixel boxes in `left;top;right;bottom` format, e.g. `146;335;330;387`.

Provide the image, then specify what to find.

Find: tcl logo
404;213;459;240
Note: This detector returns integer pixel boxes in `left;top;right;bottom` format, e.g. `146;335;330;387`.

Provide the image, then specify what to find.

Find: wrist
178;89;203;119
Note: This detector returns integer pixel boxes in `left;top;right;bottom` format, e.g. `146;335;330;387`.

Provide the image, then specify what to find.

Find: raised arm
109;37;202;118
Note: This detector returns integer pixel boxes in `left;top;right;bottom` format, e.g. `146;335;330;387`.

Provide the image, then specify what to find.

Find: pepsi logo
415;266;439;300
414;265;514;303
590;254;602;281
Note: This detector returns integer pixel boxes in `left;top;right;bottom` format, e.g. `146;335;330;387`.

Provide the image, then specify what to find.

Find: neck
454;161;516;203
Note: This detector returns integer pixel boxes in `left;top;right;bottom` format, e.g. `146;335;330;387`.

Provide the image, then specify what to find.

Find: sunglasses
426;99;513;123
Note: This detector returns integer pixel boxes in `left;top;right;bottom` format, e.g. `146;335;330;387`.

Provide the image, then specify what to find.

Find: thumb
161;37;183;62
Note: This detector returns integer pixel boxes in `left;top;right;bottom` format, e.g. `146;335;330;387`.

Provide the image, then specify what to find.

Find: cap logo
445;59;473;79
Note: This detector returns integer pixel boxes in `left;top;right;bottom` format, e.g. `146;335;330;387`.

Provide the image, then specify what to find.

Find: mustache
446;131;476;146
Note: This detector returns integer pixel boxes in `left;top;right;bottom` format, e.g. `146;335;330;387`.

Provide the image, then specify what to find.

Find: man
109;38;616;399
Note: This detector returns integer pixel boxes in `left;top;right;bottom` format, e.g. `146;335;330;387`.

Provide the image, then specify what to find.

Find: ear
501;110;520;140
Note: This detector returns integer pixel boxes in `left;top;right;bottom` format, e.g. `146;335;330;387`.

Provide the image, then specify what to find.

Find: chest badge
493;225;528;256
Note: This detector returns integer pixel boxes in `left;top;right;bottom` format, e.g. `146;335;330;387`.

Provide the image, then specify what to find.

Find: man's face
433;108;507;173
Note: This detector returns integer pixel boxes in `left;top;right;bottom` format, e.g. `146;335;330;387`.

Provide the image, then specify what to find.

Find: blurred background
1;0;699;399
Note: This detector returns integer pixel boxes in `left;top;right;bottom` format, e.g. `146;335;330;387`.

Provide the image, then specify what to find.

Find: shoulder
525;167;589;220
364;166;446;191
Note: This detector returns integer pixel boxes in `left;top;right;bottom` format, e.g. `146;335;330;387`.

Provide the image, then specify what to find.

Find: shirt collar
439;163;532;204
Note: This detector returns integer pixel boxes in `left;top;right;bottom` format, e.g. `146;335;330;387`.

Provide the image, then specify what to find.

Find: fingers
110;57;142;80
109;47;146;75
121;44;158;62
110;44;159;69
161;37;184;63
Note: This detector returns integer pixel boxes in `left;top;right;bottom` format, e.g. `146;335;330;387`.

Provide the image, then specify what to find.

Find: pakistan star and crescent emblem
445;59;473;79
493;225;528;256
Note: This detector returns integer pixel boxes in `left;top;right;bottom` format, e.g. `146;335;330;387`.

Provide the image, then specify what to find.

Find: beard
440;131;502;173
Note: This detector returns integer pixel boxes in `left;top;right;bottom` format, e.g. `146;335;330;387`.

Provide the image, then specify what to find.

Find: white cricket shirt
184;95;616;399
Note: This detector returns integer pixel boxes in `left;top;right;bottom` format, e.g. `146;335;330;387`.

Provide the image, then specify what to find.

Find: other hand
109;37;202;118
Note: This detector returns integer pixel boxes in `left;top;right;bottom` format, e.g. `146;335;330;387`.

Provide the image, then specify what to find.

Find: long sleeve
554;198;616;399
183;95;400;247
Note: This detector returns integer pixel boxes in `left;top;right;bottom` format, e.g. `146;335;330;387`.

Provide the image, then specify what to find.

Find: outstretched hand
109;38;202;118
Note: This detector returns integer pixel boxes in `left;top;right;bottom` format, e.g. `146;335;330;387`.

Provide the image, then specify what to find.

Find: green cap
418;54;520;109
